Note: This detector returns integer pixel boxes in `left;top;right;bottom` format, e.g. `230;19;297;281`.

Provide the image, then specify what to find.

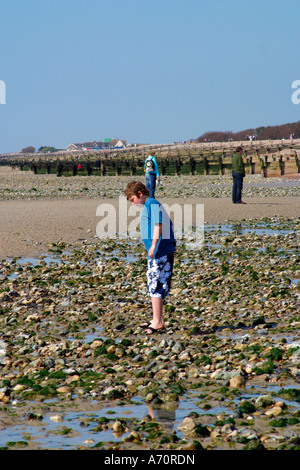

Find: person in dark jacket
231;146;246;204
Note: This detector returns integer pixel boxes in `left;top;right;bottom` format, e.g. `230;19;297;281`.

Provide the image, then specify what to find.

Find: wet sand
1;195;300;258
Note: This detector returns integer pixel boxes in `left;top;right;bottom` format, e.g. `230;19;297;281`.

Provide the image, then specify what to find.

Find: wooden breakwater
1;139;300;178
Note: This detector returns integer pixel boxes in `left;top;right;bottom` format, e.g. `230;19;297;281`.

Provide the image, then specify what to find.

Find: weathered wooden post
116;160;122;176
218;155;224;175
249;156;255;174
261;155;268;178
175;158;182;176
278;155;285;176
31;163;38;174
87;160;92;176
56;160;63;177
161;159;167;176
295;154;300;174
203;156;209;175
72;161;78;176
189;157;196;175
130;159;136;176
101;161;107;176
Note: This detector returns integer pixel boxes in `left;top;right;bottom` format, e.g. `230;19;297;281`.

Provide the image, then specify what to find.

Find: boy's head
125;181;149;201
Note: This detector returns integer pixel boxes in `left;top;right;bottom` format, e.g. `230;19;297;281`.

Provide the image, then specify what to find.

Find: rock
255;395;275;408
171;342;185;354
57;386;72;394
13;384;26;391
103;385;126;398
107;344;116;354
265;406;283;417
112;420;125;433
50;415;63;422
229;374;246;388
90;340;103;349
188;367;200;378
65;375;80;384
178;417;197;436
261;434;285;443
0;393;10;404
291;349;300;364
123;431;142;443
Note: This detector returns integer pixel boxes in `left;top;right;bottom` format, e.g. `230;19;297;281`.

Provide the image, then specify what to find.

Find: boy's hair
125;181;149;200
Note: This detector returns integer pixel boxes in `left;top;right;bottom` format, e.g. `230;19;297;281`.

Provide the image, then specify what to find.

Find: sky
0;0;299;153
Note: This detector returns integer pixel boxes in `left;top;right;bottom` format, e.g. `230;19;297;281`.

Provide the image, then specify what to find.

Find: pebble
50;415;64;423
0;166;300;200
264;406;283;417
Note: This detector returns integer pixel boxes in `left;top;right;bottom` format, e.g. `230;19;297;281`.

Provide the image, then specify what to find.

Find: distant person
231;146;246;204
144;153;160;198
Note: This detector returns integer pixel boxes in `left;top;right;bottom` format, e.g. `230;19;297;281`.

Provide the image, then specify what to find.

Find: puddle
204;223;294;237
1;383;299;449
7;254;62;279
16;255;61;266
0;394;236;449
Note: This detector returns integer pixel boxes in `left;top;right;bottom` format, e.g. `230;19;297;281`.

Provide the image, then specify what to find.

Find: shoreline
1;195;299;258
0;165;299;259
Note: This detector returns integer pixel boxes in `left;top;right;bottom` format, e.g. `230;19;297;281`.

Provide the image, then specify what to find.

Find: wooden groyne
1;139;300;178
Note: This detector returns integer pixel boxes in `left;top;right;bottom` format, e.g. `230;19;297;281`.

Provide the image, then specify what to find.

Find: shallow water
0;382;299;450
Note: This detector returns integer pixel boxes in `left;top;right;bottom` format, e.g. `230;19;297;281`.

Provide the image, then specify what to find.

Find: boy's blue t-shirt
141;197;176;259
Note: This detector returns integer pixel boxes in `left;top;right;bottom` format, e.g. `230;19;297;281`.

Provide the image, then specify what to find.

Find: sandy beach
1;195;300;258
0;162;299;259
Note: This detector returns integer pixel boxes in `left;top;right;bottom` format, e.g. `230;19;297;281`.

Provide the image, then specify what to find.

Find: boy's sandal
139;321;151;328
144;326;165;334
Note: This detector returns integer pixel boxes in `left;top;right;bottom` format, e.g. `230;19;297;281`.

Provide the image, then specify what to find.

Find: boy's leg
145;252;174;332
150;296;164;329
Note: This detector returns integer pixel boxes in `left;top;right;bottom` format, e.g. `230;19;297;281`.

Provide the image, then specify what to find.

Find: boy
125;181;176;334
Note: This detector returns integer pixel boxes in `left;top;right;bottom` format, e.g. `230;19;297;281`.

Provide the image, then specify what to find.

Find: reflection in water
147;404;177;434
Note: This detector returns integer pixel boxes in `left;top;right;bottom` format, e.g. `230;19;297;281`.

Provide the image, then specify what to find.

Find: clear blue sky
1;0;299;153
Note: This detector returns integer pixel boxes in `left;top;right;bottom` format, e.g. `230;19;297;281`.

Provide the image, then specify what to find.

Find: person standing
231;146;246;204
144;152;160;198
125;181;176;334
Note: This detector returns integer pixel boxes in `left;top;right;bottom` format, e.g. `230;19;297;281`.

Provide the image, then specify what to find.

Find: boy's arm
148;223;162;258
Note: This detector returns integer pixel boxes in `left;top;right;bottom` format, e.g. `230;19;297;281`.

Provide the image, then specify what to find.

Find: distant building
66;139;127;151
111;139;126;149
